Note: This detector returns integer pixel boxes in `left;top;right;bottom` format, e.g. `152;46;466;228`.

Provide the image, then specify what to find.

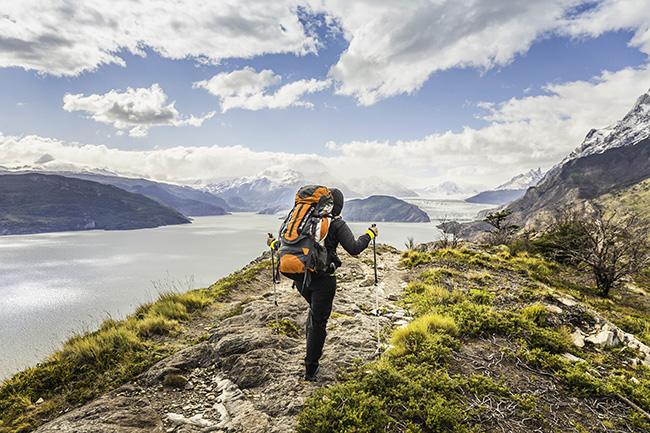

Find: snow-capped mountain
348;176;418;198
467;168;545;205
202;169;359;212
491;88;650;232
3;153;141;179
416;181;480;199
544;89;650;181
495;168;544;191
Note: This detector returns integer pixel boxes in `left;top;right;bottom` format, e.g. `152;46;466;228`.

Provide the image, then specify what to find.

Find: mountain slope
493;88;650;231
506;137;650;228
10;245;650;433
68;173;229;216
0;173;190;235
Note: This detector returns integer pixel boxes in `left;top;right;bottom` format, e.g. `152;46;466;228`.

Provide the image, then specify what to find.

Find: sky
1;0;650;191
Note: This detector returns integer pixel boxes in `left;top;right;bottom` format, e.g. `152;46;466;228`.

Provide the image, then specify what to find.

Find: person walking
268;187;378;381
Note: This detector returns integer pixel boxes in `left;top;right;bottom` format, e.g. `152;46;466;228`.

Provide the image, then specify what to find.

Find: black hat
331;188;344;216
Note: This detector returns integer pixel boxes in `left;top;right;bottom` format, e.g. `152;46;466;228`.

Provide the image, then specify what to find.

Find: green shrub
468;288;494;305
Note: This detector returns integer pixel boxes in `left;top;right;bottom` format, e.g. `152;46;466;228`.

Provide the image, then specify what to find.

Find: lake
0;201;493;380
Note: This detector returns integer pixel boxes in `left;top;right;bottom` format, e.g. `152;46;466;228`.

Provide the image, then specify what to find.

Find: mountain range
416;181;480;199
488;88;650;231
65;173;229;216
466;168;544;205
201;169;418;213
0;173;190;235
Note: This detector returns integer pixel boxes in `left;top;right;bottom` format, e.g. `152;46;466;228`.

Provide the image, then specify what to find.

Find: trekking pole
371;224;381;355
268;233;279;332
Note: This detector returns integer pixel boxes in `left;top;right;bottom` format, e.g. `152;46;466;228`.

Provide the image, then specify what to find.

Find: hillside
343;195;430;222
2;243;650;432
0;173;190;235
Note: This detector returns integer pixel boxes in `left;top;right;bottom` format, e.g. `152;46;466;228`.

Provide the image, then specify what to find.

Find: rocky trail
34;245;410;433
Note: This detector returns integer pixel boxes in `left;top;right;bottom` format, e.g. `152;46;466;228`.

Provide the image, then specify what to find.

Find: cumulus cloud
0;0;319;76
558;0;650;55
3;0;650;110
194;67;331;112
0;132;329;183
62;84;215;137
323;0;589;105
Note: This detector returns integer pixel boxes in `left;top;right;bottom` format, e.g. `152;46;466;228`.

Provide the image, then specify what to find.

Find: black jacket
324;217;372;270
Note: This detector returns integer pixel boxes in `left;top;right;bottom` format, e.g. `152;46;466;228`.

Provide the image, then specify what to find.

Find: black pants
299;274;336;374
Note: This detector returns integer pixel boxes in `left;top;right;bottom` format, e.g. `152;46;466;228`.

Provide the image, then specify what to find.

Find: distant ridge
0;173;190;235
343;195;430;222
466;168;543;205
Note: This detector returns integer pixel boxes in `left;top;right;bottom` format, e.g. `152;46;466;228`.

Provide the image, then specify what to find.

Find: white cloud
194;67;331;112
3;66;650;189
62;84;215;137
559;0;650;55
324;65;650;187
320;0;586;105
0;0;318;76
0;132;329;183
3;0;650;110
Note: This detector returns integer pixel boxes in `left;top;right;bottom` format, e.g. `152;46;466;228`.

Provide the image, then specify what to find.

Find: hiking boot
305;365;320;381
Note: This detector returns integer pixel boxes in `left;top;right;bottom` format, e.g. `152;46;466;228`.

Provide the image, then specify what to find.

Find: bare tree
405;236;416;250
437;216;462;248
541;206;650;296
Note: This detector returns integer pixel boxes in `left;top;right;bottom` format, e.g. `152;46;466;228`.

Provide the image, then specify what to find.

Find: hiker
267;187;378;381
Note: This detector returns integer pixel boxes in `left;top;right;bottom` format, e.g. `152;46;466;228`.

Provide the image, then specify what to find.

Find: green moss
220;297;254;319
163;373;188;389
267;319;301;338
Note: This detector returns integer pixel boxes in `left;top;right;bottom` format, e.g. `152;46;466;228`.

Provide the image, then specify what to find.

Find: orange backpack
276;185;333;288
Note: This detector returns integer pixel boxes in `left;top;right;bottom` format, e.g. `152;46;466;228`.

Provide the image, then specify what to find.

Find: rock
556;295;578;307
562;353;585;363
544;304;563;314
167;413;214;428
570;329;586;348
359;278;375;287
138;342;217;386
394;320;410;329
585;330;620;348
34;394;162;432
